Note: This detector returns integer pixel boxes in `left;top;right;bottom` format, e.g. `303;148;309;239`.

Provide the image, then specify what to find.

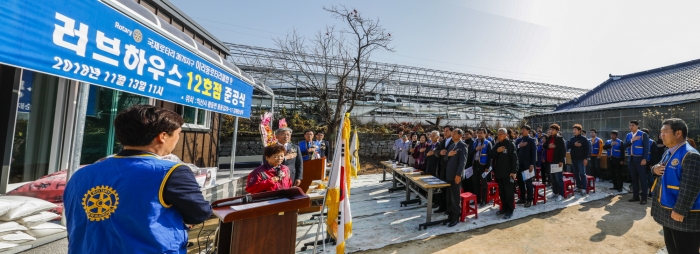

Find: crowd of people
390;120;699;228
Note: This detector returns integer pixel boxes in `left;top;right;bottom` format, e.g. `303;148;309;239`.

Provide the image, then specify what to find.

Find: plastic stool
486;181;500;205
460;192;478;222
586;175;596;194
563;178;575;198
532;182;547;205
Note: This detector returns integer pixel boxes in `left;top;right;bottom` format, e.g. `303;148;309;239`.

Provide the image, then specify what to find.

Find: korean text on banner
0;0;253;118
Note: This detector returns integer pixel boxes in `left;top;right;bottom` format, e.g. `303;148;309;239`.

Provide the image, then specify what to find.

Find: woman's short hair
264;144;286;158
114;105;183;146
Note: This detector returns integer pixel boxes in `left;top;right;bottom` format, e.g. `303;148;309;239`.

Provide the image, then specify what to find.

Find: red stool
486;181;500;205
535;167;542;182
460;192;478;222
586;175;596;194
563;178;575;198
532;182;547;205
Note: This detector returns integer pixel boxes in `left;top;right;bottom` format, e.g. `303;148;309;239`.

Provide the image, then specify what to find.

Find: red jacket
245;163;293;194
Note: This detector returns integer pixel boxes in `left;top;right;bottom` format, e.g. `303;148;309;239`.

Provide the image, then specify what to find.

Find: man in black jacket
444;129;468;227
642;128;658;198
314;131;331;159
434;126;454;213
567;124;590;196
545;124;567;201
516;125;537;207
462;129;476;193
492;128;518;219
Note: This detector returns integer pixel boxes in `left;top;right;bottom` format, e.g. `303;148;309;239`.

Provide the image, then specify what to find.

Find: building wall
527;101;700;141
158;101;221;167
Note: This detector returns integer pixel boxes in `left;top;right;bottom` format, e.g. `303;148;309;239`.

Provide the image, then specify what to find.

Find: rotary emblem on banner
671;158;680;166
133;29;143;43
82;185;119;221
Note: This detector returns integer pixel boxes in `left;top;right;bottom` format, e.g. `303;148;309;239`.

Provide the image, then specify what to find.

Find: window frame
179;105;211;131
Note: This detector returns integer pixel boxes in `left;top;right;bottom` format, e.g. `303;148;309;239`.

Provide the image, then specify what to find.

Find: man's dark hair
537;125;542;129
582;130;587;135
549;124;560;131
443;125;454;131
641;128;650;134
573;124;582;131
316;131;325;135
590;129;597;134
610;130;619;135
264;144;286;158
114;105;183;146
487;129;494;135
304;129;314;135
521;125;531;131
630;120;640;126
465;129;474;136
662;118;688;138
477;128;486;134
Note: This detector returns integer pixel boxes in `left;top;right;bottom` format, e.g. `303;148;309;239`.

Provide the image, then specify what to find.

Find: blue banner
0;0;253;118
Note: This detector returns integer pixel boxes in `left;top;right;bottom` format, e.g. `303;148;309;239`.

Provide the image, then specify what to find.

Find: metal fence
526;100;700;141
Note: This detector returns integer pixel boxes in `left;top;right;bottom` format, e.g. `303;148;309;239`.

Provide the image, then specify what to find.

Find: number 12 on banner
186;72;245;107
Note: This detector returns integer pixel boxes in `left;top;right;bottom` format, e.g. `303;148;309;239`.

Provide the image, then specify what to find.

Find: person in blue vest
299;129;318;161
641;128;659;198
624;120;651;204
472;128;493;207
64;105;212;254
589;129;604;182
603;130;625;192
651;118;700;254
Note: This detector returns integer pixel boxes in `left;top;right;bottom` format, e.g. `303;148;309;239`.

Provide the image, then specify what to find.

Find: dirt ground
361;193;664;254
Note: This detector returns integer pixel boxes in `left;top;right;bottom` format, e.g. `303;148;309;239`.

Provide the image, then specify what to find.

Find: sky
169;0;700;90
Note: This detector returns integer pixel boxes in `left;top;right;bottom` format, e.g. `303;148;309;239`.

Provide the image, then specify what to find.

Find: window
177;105;210;130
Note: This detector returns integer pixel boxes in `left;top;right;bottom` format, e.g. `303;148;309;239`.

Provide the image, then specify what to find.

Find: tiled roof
555;59;700;111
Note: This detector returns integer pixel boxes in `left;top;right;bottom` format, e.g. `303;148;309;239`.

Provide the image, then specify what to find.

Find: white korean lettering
239;92;246;107
147;55;165;80
93;31;121;66
232;90;239;105
124;44;147;75
88;67;100;80
53;13;88;57
79;64;90;76
116;75;126;86
166;64;182;87
224;87;232;103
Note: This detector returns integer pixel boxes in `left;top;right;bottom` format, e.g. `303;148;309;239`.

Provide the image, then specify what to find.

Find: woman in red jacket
246;144;293;194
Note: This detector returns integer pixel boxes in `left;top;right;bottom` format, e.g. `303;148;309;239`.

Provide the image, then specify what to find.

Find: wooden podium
299;157;327;192
212;187;310;254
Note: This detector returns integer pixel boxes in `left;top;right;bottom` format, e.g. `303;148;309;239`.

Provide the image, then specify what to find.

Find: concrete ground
360;194;665;254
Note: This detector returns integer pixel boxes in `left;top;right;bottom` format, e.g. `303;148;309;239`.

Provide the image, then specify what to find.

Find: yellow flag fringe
326;188;340;238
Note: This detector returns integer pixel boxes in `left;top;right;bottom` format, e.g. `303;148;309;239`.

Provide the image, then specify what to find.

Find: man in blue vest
589;129;603;182
603;130;625;192
651;118;700;254
64;105;212;254
472;128;493;207
624;120;650;204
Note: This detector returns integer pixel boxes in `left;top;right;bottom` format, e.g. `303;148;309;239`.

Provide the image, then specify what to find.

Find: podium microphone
214;195;253;207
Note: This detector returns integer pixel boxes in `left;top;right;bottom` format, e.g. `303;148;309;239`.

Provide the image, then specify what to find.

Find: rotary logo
82;185;119;222
671;158;679;166
133;29;143;43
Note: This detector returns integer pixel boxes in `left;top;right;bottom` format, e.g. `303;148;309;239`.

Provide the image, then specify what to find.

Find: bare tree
267;5;395;139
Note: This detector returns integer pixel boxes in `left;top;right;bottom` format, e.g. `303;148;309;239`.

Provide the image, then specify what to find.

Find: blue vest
474;140;490;165
65;155;188;254
591;137;601;156
299;140;314;161
626;131;645;156
647;139;654;161
658;143;700;211
606;138;622;157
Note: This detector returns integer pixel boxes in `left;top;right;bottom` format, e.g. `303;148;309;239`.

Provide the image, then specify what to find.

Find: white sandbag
0;242;17;250
26;223;66;238
0;231;35;244
0;196;57;221
0;222;27;234
17;212;60;228
0;200;23;218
